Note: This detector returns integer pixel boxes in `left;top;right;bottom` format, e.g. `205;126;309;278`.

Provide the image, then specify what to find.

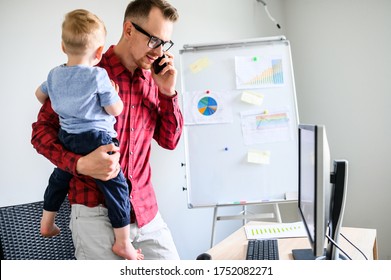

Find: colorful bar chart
255;112;289;130
246;59;284;86
235;56;285;89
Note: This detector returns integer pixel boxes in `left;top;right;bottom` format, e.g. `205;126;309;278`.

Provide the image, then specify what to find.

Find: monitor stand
292;248;317;260
292;248;347;260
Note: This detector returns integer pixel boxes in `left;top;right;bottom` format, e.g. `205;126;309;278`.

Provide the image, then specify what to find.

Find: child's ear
61;42;66;54
96;46;104;60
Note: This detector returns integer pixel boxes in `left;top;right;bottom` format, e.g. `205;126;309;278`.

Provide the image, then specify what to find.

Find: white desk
207;221;378;260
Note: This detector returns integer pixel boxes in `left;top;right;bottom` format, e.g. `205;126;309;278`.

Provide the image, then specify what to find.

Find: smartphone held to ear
153;54;166;74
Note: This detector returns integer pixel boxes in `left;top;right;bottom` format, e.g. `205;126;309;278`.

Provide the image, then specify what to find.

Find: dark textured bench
0;197;75;260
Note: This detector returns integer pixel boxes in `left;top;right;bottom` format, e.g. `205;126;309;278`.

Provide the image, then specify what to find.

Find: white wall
0;0;129;206
0;0;284;260
1;0;389;260
152;0;292;260
283;0;391;259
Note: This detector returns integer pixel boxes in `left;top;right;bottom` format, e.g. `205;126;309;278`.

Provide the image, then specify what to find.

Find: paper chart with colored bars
235;55;284;89
256;111;289;130
245;222;307;239
240;109;292;145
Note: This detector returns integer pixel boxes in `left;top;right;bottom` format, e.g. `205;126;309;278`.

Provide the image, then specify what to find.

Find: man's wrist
75;155;85;176
159;90;177;98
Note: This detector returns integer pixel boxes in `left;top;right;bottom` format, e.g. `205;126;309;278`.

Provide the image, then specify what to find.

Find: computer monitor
294;124;348;260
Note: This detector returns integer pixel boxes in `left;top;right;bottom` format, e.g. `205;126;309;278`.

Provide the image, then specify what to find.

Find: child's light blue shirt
41;64;120;137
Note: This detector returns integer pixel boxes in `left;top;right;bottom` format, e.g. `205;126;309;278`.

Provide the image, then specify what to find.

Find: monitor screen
295;124;348;260
297;124;331;258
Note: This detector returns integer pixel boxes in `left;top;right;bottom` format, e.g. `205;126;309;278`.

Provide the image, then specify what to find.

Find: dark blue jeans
43;129;131;228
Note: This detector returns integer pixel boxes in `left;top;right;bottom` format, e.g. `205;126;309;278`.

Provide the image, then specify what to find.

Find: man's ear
124;21;132;38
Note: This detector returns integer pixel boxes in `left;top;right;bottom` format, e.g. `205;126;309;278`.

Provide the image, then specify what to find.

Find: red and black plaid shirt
31;45;183;227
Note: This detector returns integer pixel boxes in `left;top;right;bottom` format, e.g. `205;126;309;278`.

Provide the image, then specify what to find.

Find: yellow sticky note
241;91;264;106
189;57;210;73
247;150;271;165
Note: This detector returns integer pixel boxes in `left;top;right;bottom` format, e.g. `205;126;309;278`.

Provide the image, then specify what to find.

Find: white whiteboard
180;37;299;208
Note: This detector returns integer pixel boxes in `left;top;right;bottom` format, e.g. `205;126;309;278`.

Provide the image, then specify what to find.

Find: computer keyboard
246;239;279;260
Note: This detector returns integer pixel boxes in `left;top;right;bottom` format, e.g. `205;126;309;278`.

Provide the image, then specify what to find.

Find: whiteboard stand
210;203;282;247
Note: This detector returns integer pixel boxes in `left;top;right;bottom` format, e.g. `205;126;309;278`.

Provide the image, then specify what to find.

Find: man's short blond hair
62;9;107;55
124;0;179;23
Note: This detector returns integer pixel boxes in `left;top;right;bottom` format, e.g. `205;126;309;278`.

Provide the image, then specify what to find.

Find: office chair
0;197;75;260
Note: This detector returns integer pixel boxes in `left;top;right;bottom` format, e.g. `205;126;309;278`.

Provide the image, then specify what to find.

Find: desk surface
207;221;378;260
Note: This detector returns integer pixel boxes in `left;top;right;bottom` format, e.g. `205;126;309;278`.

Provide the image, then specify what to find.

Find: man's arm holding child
31;100;120;181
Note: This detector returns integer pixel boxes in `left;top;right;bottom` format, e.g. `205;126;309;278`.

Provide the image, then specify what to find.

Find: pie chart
198;96;217;116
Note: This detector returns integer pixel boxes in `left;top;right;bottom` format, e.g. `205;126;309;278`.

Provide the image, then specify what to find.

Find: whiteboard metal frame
180;36;286;53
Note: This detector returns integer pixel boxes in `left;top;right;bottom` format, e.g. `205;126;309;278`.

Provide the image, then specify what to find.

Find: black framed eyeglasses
131;22;174;52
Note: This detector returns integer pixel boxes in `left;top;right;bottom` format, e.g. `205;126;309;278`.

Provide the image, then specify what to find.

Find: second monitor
294;124;348;260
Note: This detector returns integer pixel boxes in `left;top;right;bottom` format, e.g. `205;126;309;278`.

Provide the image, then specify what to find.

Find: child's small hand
110;80;119;93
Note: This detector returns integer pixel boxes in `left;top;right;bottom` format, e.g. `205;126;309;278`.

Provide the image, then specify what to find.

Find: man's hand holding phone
153;54;167;74
151;52;177;96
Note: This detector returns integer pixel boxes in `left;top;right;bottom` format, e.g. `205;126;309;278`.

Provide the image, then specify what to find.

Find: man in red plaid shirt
31;0;183;260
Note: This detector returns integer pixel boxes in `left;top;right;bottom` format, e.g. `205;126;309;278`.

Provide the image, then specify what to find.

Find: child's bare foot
40;221;60;237
112;241;144;260
40;210;60;237
135;249;144;260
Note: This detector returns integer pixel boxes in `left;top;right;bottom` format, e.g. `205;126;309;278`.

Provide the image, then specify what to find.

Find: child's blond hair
61;9;106;55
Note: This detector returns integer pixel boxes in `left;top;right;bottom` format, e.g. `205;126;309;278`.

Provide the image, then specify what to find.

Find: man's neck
113;43;137;74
